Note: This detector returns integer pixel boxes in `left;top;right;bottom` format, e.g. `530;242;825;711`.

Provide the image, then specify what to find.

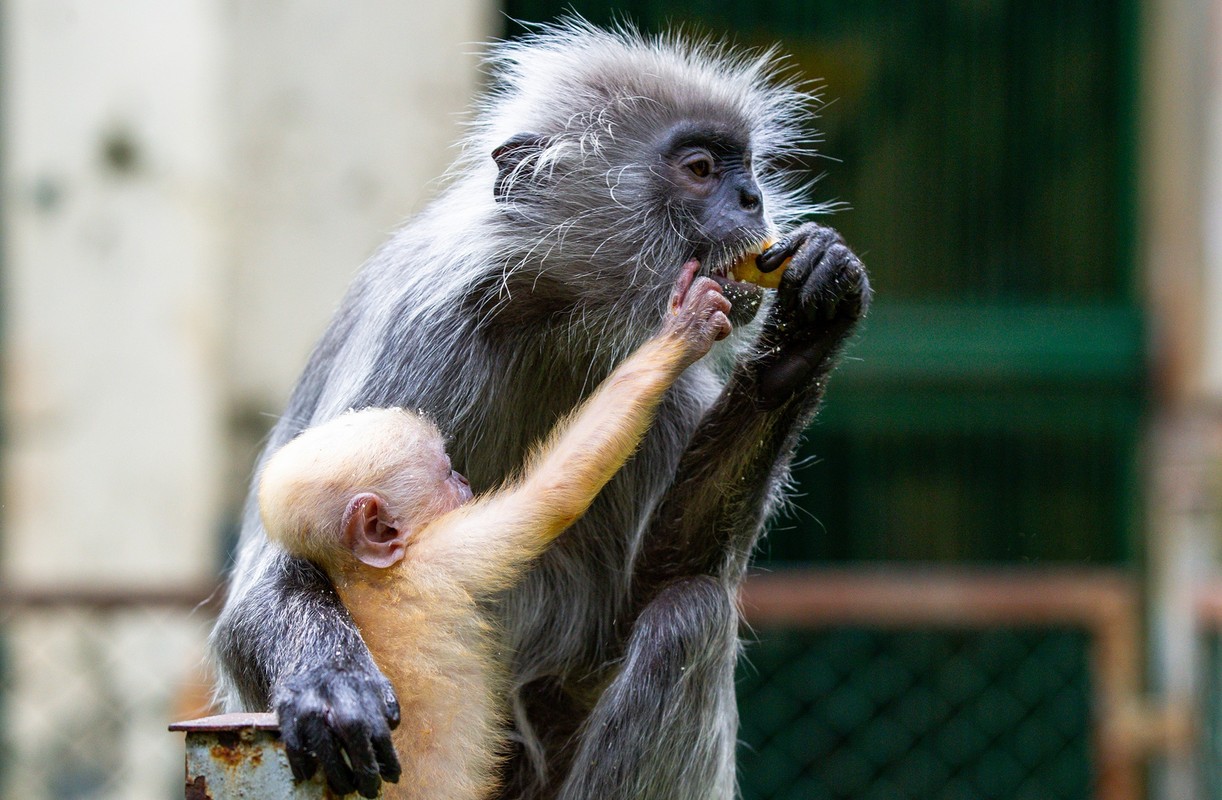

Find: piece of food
730;239;790;289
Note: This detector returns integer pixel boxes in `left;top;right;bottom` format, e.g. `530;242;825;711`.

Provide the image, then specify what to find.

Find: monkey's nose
451;470;474;503
738;187;761;213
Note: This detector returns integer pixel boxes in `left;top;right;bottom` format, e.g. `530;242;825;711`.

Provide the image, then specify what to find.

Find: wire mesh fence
1198;586;1222;800
1203;629;1222;800
738;570;1142;800
738;627;1091;800
0;588;216;800
0;572;1143;800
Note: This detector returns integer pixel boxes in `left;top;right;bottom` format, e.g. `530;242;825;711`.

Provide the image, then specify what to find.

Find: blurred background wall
0;1;494;796
2;1;1222;798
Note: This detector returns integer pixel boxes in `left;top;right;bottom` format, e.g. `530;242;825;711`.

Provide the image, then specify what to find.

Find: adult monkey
212;20;870;800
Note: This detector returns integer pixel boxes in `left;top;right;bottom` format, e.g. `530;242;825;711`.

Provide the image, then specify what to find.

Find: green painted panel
835;304;1145;387
766;417;1137;563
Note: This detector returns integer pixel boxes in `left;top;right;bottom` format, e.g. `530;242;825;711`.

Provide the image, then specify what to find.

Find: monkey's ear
341;493;407;569
492;132;550;201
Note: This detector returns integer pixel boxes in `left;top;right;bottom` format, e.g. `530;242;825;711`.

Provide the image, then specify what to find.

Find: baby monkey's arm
412;262;731;589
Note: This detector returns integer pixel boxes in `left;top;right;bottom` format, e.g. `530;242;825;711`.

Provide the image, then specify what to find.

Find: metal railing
738;569;1147;800
0;571;1173;799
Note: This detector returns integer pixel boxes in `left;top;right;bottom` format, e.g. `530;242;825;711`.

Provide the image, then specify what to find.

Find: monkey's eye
686;157;713;179
679;152;713;179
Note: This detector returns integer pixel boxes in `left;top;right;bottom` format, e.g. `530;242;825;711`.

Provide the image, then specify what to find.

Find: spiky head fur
428;20;824;355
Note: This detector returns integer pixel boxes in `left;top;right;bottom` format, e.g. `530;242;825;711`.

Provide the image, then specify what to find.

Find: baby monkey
259;262;732;800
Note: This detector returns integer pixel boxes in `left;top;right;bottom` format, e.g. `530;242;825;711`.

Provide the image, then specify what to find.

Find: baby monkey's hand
663;259;733;366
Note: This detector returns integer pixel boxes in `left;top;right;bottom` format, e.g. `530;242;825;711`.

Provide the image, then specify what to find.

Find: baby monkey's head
260;408;473;572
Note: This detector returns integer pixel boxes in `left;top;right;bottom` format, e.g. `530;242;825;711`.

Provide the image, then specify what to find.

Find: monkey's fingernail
757;247;785;272
672;259;700;312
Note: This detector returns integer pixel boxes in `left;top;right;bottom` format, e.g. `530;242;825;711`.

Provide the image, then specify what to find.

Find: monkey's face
430;451;475;517
655;122;772;326
390;440;475;532
482;28;820;338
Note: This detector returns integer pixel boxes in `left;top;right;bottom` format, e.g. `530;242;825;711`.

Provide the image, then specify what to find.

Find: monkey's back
337;567;507;800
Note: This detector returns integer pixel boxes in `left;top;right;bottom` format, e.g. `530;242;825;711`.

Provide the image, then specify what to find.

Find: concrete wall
3;0;229;587
2;0;494;587
0;2;494;797
226;1;495;414
1144;2;1222;797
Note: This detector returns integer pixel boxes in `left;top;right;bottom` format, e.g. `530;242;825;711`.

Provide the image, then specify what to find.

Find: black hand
276;661;402;798
753;223;871;409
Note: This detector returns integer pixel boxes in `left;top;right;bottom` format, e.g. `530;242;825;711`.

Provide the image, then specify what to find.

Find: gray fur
211;20;853;800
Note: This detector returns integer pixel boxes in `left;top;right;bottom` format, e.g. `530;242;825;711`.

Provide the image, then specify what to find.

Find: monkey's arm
415;272;731;589
632;224;870;608
414;333;689;589
211;549;402;798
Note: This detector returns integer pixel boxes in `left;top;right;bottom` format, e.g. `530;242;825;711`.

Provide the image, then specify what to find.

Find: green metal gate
739;626;1092;799
505;4;1144;797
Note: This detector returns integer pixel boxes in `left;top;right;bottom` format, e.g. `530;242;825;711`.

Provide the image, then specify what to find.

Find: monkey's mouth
700;240;770;324
702;238;774;287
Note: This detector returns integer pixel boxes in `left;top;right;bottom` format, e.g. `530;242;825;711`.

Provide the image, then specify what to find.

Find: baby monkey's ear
341;493;407;569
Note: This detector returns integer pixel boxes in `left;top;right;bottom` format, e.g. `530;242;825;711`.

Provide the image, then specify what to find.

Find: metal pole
170;713;355;799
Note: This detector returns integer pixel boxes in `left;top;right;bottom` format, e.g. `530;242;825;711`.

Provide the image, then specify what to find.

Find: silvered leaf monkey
212;19;870;800
259;266;731;800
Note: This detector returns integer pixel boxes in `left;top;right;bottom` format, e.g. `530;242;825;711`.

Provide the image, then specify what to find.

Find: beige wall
1143;2;1222;797
1;0;495;587
226;1;495;410
3;0;229;586
0;3;495;797
1205;0;1222;397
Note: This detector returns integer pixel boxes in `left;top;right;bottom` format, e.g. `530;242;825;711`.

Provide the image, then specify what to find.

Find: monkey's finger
801;245;859;322
381;681;401;729
282;722;320;783
334;729;382;798
757;233;803;273
688;276;724;302
702;285;732;317
712;311;732;341
669;259;701;314
372;729;403;784
681;283;728;334
313;731;359;797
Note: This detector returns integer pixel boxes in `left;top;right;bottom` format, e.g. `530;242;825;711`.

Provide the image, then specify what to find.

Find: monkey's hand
750;223;871;409
662;259;733;366
275;658;402;798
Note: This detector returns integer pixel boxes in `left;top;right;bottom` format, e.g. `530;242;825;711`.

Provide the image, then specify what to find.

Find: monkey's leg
212;550;402;798
558;576;738;800
632;223;871;605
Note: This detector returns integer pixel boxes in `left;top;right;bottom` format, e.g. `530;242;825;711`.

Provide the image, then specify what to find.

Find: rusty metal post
170;712;367;799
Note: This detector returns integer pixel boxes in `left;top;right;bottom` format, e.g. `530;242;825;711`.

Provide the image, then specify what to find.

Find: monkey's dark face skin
488;116;782;331
657;122;769;325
